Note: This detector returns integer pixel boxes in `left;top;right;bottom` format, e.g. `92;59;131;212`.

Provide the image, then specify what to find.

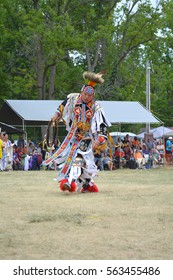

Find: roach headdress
81;71;105;94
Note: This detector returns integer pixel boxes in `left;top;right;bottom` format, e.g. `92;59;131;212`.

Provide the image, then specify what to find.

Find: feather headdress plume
83;71;105;88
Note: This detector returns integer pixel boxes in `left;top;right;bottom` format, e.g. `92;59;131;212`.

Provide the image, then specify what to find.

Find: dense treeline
0;0;173;126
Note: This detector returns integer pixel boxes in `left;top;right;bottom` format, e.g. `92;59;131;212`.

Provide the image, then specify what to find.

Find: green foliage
0;0;173;126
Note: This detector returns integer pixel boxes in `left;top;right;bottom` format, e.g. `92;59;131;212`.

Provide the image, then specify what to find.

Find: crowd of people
94;134;172;171
0;131;172;173
0;133;57;172
1;130;172;173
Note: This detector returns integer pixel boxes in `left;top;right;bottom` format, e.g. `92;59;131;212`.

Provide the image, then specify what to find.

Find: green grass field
0;167;173;260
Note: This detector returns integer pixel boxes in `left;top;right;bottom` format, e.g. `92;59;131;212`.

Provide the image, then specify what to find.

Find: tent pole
146;60;151;133
22;118;27;144
120;123;122;169
22;118;25;133
162;123;166;166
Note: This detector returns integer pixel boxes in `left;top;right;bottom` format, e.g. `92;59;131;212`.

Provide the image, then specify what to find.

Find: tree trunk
34;35;45;100
48;64;57;100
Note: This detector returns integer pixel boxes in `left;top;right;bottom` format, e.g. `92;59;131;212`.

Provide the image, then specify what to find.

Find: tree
1;0;173;128
143;0;173;126
0;0;83;101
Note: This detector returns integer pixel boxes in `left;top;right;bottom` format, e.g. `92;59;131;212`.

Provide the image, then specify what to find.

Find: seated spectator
124;143;133;162
30;149;42;170
142;144;150;157
156;139;164;164
134;148;145;169
40;135;47;161
150;148;162;168
153;138;158;148
123;134;131;146
12;146;22;170
36;142;42;154
145;138;153;151
103;152;113;171
114;147;125;158
113;147;126;168
54;139;61;150
128;155;138;169
49;145;57;170
28;142;34;155
115;137;124;147
94;149;104;171
131;136;140;149
142;144;153;169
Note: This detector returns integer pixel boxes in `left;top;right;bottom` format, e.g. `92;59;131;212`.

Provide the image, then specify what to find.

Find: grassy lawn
0;167;173;260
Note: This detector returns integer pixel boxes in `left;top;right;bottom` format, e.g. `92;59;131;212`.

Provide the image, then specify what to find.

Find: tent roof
163;130;173;138
0;99;161;126
0;122;24;134
137;126;172;139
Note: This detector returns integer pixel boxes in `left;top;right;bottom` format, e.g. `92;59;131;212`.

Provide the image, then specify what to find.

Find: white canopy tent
162;130;173;138
137;126;172;139
0;99;162;130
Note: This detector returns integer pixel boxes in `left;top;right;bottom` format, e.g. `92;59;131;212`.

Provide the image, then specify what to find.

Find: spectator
115;137;123;147
24;154;31;171
94;149;104;171
54;139;61;150
145;138;153;151
1;132;7;171
40;135;47;161
31;149;42;170
150;148;162;168
131;136;140;149
156;139;164;164
165;137;173;164
134;148;145;169
103;152;113;171
123;134;131;146
142;144;150;156
124;143;133;162
0;132;5;171
113;147;126;168
153;138;158;148
28;142;34;155
166;137;172;154
17;135;25;148
3;133;13;170
12;146;22;170
141;144;151;168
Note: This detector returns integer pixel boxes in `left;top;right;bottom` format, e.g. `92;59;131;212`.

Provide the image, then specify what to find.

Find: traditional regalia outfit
43;71;111;192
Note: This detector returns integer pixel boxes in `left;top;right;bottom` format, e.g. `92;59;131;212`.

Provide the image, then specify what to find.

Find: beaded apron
43;97;94;181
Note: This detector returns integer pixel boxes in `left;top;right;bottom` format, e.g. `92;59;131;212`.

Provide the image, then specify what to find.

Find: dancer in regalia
43;71;111;192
